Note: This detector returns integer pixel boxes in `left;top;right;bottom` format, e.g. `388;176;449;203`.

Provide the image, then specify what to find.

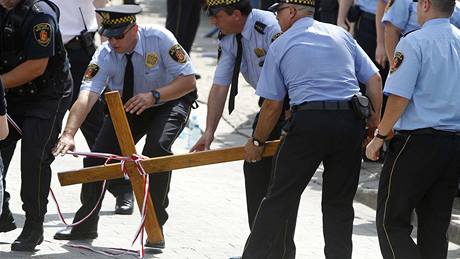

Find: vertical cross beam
105;91;163;243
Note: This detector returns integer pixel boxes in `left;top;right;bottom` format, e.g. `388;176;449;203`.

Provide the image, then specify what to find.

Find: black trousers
376;133;460;259
71;95;192;230
0;83;72;222
243;113;298;259
242;109;364;259
165;0;201;54
66;45;131;197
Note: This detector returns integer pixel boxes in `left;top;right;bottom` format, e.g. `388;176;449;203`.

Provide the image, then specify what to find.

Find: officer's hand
53;133;75;157
125;92;155;115
365;137;384;161
190;131;214;152
375;44;388;68
244;138;264;163
337;21;349;31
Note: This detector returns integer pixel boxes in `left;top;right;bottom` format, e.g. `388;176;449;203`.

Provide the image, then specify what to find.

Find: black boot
0;208;17;233
114;192;134;215
11;220;44;252
54;217;99;240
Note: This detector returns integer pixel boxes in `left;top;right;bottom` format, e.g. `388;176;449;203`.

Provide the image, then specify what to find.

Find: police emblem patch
390;52;404;73
146;53;158;68
254;48;266;58
83;63;100;81
33;23;51;47
169;44;187;64
271;32;282;42
385;0;394;12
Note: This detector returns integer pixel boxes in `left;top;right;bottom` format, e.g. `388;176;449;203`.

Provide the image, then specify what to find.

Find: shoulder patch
390;52;404;73
254;21;267;34
169;44;187;64
385;0;394;12
271;32;282;42
33;23;52;47
83;63;99;81
146;52;158;68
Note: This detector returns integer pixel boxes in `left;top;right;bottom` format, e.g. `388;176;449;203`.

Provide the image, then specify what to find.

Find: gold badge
254;48;266;58
169;44;187;64
146;53;158;68
271;32;282;42
385;0;394;12
390;52;404;73
83;63;100;81
33;23;51;47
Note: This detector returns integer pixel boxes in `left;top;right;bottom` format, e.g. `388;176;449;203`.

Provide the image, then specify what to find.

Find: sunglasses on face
108;24;135;40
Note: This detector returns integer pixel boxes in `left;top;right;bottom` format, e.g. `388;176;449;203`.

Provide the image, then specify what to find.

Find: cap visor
268;3;282;12
100;25;128;38
207;6;224;16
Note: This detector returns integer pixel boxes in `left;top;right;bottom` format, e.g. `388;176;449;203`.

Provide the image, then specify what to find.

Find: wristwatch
374;129;387;140
252;137;265;147
151;90;160;104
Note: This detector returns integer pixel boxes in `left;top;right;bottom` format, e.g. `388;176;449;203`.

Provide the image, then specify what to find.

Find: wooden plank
105;91;163;243
58;140;280;186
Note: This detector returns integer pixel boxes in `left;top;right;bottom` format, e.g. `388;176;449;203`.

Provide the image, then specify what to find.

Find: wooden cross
58;91;280;243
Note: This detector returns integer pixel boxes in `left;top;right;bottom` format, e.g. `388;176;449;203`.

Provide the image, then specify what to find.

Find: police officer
52;5;197;250
191;1;296;257
51;0;135;215
381;0;460;61
0;0;72;251
166;0;203;55
241;0;382;258
366;0;460;257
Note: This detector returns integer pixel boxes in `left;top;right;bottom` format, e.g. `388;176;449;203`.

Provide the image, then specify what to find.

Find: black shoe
145;239;165;249
0;208;17;233
11;222;44;252
115;192;134;215
229;257;242;259
54;226;98;240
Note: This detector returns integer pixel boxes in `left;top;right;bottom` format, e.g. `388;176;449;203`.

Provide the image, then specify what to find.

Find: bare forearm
63;91;99;137
378;94;409;135
253;99;283;142
366;73;383;128
156;75;196;103
384;24;401;60
337;0;353;24
1;58;48;88
0;115;8;140
205;84;228;136
375;0;386;46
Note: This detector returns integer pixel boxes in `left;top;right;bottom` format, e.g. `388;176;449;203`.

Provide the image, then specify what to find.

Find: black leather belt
361;11;375;21
292;100;352;112
396;128;460;136
64;37;82;50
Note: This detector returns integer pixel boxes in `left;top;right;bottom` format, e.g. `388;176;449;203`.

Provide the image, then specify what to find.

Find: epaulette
254;21;266;35
218;30;226;40
271;32;282;42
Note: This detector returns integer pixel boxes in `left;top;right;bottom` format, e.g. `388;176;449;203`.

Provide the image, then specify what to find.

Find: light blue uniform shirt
383;0;460;35
213;9;281;89
81;25;195;100
356;0;377;15
256;17;379;106
384;18;460;131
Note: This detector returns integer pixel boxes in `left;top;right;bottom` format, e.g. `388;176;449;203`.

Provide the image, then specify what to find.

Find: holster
351;94;370;119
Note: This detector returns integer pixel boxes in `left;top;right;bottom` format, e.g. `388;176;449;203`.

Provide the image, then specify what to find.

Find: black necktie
122;53;134;104
229;33;243;114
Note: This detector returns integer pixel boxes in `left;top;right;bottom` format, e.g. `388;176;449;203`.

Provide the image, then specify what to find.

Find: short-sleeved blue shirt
384;18;460;131
256;17;378;106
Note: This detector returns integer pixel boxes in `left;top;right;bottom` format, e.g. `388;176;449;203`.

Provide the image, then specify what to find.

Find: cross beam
58;140;280;186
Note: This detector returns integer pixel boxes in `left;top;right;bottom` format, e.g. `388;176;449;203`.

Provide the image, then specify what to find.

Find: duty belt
396;128;460;137
64;37;83;50
361;11;375;21
291;100;352;112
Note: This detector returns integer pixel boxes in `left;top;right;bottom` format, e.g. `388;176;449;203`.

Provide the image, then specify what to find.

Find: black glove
0;78;7;116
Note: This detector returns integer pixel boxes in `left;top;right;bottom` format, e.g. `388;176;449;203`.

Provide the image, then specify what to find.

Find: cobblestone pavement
1;0;460;258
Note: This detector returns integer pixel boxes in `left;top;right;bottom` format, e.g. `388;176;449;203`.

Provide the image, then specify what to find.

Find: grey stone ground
1;0;460;258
